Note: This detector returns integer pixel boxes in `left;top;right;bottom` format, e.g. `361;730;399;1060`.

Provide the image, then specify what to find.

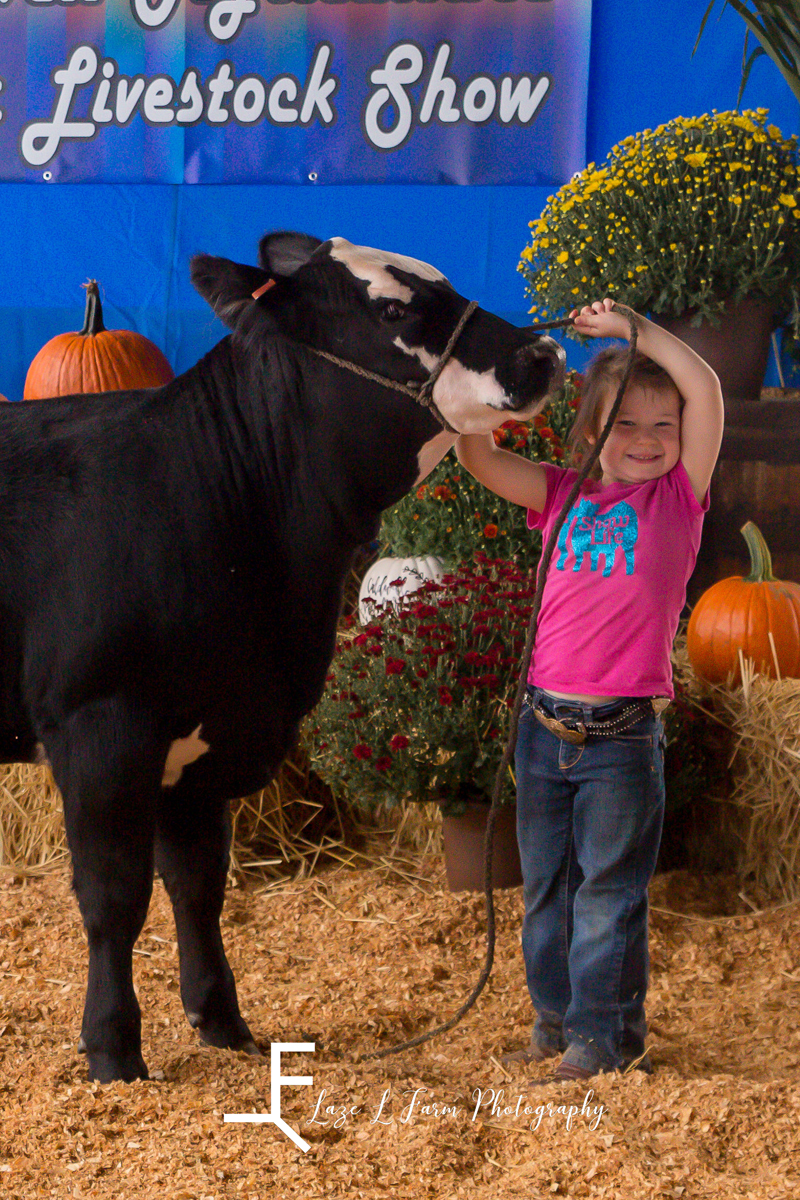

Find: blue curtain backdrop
1;0;797;401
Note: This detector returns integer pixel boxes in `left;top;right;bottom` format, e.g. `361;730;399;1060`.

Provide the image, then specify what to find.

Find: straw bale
227;749;356;880
0;749;381;883
674;646;800;902
0;763;67;877
0;862;798;1199
713;663;800;901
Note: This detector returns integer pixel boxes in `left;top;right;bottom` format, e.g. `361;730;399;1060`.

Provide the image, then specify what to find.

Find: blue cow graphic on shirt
556;498;638;577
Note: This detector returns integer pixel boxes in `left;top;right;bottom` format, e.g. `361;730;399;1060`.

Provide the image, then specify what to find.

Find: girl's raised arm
456;433;549;514
574;300;724;503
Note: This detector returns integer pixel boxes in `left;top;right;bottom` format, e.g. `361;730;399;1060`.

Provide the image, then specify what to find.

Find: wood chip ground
0;859;797;1199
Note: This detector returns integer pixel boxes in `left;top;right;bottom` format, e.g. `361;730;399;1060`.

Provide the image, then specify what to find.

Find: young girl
457;299;724;1082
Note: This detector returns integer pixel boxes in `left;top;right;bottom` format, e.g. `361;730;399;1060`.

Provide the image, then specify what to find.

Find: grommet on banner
251;279;277;300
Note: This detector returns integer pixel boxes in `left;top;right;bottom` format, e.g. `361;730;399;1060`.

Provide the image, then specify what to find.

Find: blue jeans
515;688;665;1074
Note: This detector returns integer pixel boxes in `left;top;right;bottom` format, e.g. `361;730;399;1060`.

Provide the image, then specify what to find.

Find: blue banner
0;0;591;185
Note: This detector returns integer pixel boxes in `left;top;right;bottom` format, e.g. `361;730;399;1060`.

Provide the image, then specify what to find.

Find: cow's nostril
508;340;565;398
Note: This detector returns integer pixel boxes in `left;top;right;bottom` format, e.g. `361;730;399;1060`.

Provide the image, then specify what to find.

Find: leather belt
524;694;669;746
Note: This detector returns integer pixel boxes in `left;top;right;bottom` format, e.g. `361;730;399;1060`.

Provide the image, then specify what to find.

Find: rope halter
252;278;576;436
289;299;481;435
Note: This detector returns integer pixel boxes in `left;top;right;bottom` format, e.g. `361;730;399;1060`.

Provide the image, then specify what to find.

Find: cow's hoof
199;1026;262;1057
237;1039;262;1057
86;1052;149;1083
79;1035;149;1080
187;1010;260;1055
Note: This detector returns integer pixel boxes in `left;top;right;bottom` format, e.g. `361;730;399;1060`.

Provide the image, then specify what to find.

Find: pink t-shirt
526;460;708;698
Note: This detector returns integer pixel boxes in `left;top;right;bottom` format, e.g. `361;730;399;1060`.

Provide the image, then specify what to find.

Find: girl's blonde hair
567;349;682;478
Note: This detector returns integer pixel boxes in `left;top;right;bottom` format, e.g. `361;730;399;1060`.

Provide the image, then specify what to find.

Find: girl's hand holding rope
570;298;640;341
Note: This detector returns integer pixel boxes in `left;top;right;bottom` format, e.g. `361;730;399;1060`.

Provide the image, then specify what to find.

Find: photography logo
224;1042;315;1152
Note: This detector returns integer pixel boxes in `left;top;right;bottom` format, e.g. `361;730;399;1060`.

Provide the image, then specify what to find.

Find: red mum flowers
309;559;541;813
307;371;582;807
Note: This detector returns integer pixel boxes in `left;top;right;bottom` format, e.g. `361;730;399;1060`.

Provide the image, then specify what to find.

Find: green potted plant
305;557;542;890
519;109;800;401
377;370;582;569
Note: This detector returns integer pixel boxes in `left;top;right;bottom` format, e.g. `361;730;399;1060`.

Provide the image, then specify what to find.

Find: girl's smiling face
588;383;682;486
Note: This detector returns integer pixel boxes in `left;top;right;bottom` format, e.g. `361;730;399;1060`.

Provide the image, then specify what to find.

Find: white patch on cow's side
162;725;210;788
34;742;49;767
329;237;446;302
415;429;458;484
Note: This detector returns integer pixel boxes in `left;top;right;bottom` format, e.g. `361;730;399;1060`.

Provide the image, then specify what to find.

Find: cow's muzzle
498;335;567;415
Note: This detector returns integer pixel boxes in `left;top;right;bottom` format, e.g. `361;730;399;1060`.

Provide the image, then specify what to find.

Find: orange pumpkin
23;280;174;399
687;522;800;684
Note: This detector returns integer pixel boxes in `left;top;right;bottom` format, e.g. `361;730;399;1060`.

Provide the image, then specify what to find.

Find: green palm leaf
698;1;800;103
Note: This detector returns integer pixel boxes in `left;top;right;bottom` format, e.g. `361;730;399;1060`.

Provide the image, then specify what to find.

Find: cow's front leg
155;787;259;1055
46;700;166;1082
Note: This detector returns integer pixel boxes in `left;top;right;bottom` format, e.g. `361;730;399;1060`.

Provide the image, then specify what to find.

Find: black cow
0;232;564;1081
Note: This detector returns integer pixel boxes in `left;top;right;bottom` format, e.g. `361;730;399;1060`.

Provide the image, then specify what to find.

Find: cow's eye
380;300;406;322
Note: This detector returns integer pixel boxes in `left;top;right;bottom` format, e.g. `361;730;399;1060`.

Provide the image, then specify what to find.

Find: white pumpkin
358;555;445;624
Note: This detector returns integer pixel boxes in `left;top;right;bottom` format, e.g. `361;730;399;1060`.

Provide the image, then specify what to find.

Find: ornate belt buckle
532;707;587;745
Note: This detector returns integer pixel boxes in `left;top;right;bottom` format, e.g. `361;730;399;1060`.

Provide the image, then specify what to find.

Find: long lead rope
348;303;640;1063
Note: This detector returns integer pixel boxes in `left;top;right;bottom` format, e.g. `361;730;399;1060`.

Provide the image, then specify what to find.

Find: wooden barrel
688;395;800;601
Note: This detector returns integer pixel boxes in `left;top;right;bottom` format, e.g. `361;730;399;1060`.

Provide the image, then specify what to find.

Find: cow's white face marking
162;725;210;788
394;338;547;434
329;237;446;303
433;358;528;433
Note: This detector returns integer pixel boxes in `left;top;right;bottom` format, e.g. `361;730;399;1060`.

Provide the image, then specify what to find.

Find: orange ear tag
252;279;277;300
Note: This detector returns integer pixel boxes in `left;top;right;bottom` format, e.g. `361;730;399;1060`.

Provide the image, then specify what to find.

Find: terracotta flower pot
655;297;800;601
651;294;775;404
441;802;523;893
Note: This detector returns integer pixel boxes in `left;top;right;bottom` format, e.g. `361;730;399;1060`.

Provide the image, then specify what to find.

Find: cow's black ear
191;255;267;328
259;231;323;278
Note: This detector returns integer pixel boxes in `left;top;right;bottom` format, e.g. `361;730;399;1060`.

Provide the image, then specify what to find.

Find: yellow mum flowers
519;110;800;336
